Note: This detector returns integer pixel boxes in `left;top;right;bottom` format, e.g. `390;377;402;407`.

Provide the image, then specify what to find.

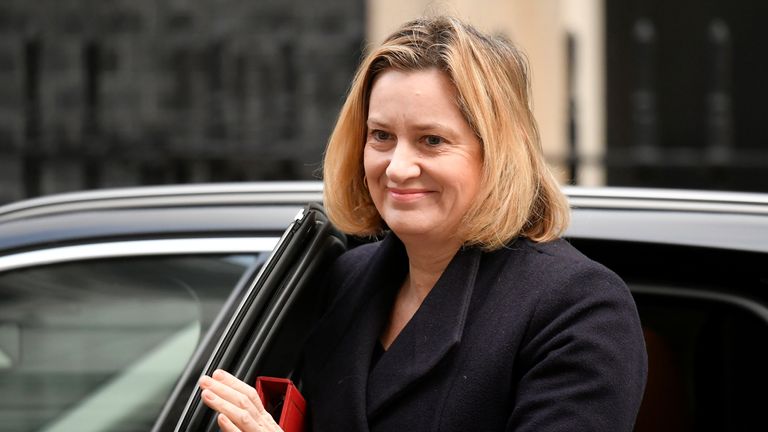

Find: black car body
0;183;766;431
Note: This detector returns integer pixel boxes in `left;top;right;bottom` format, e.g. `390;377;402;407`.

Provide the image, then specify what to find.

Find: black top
302;232;647;432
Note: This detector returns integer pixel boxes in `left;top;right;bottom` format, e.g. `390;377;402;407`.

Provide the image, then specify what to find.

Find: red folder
255;376;308;432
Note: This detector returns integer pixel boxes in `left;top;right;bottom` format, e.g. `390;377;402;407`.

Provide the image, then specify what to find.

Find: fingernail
202;389;216;401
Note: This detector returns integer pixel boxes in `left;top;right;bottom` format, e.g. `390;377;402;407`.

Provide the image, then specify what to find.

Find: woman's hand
198;369;283;432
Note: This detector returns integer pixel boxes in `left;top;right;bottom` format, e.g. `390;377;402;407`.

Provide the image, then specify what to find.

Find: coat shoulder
521;237;613;273
480;237;641;348
504;237;629;297
335;239;382;271
321;239;385;306
327;240;381;288
478;238;647;431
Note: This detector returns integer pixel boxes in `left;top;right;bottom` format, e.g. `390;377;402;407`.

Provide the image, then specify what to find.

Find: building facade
1;0;765;204
0;0;364;203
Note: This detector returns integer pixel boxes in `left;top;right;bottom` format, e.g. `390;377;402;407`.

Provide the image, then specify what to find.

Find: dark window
635;293;768;431
570;238;768;431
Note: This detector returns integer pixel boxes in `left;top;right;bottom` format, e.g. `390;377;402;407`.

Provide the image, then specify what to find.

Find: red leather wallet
255;376;308;432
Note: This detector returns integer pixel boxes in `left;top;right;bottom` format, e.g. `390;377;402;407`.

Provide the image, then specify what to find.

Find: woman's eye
425;135;443;146
372;130;391;141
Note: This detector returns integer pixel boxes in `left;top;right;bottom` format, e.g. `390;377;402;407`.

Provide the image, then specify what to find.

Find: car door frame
163;204;347;432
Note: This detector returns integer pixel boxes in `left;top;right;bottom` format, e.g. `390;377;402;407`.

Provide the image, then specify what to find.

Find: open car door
152;204;347;432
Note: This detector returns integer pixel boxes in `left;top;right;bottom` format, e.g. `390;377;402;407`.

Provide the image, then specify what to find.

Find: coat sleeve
505;264;648;432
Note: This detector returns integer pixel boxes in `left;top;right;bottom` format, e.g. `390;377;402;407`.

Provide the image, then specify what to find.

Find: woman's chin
386;221;434;238
386;221;455;245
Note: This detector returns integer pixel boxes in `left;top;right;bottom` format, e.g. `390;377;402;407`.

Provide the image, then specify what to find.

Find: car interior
572;239;768;431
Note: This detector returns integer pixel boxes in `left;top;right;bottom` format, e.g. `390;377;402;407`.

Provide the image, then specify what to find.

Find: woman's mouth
387;188;432;202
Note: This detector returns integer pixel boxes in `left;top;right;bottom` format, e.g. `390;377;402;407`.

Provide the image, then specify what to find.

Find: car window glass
635;294;768;431
569;238;768;431
0;254;264;432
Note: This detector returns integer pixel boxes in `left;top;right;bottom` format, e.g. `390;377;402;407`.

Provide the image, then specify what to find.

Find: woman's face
364;68;483;245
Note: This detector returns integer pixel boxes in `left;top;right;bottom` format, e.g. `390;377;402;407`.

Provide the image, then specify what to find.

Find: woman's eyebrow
366;118;388;128
411;122;458;136
367;118;457;134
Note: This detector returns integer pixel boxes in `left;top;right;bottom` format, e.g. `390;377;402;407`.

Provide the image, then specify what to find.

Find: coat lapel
303;233;407;432
366;244;482;419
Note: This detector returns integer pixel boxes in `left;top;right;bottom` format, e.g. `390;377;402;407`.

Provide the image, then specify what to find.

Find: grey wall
0;0;364;203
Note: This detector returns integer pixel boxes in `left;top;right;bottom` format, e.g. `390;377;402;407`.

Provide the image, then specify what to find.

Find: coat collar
365;235;482;418
303;232;482;428
303;233;407;431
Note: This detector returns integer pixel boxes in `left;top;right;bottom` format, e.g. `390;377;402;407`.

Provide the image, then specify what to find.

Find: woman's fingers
198;370;281;431
211;370;268;414
217;414;241;432
200;374;263;416
201;388;275;431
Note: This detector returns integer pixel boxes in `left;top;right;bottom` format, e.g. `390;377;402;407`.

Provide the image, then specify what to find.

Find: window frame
0;234;280;432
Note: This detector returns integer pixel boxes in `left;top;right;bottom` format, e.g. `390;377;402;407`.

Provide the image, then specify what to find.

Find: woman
199;16;647;431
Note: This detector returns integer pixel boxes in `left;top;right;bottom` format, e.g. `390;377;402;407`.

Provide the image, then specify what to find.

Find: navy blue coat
301;233;647;431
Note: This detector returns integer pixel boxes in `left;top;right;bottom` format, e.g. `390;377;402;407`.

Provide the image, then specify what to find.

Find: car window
569;238;768;431
634;292;768;432
0;253;266;432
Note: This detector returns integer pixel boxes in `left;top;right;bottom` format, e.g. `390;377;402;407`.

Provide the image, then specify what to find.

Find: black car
0;183;766;431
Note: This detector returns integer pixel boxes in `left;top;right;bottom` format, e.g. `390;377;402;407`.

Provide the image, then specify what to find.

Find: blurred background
0;0;765;205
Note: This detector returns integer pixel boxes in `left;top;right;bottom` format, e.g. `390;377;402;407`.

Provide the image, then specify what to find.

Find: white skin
199;67;483;430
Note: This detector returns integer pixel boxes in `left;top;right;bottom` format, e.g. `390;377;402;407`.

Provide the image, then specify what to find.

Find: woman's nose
385;142;421;182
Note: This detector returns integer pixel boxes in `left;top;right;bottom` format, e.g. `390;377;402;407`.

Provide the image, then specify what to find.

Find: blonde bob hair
323;16;570;251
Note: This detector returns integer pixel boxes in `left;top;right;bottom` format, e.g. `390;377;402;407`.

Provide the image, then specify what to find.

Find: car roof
0;182;324;221
1;182;767;255
0;182;320;254
564;187;768;254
